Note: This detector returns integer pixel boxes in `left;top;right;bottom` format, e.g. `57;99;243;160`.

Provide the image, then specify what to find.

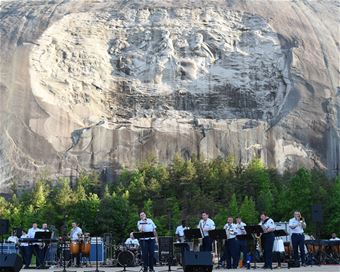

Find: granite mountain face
0;0;339;191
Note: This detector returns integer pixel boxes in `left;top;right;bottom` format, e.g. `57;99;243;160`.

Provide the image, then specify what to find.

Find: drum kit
115;244;142;267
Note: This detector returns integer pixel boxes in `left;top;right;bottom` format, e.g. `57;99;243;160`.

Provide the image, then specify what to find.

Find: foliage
1;156;338;240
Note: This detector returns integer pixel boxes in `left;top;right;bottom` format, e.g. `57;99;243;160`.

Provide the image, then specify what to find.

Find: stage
22;265;340;272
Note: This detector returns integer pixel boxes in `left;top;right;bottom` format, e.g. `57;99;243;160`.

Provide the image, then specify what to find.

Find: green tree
228;193;239;218
239;196;257;224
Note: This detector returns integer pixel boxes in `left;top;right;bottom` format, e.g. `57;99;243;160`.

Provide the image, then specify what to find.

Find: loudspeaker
0;254;23;272
182;251;213;272
311;204;323;223
0;219;9;235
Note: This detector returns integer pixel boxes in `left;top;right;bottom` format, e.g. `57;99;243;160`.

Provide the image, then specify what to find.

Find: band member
20;230;31;269
260;212;275;269
175;220;189;242
125;232;140;248
137;211;157;272
28;223;43;268
7;230;19;244
70;222;82;267
223;217;238;269
235;216;248;267
198;211;215;252
288;211;306;266
40;223;50;268
330;233;340;240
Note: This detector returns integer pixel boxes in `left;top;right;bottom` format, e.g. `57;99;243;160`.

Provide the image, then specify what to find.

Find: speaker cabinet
182;251;213;272
0;254;23;272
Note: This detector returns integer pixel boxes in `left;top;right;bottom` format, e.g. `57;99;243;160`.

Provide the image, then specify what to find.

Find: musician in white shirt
137;211;157;272
288;211;306;266
7;230;19;244
70;222;82;267
125;232;140;248
223;217;238;269
175;220;189;242
28;223;43;268
330;233;340;240
235;216;248;267
260;212;275;269
19;230;31;269
197;211;215;252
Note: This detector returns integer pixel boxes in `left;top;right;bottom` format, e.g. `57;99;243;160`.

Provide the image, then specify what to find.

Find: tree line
1;155;339;243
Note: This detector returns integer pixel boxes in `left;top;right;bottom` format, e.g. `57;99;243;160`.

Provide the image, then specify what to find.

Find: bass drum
118;250;135;267
81;241;91;256
70;241;80;255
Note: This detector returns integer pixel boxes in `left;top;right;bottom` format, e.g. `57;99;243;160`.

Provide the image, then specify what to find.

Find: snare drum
70;241;80;255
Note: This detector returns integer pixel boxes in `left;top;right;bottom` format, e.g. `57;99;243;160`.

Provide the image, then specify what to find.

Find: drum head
118;250;135;267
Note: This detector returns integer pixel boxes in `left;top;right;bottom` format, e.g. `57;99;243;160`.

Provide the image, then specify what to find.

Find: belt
292;233;304;235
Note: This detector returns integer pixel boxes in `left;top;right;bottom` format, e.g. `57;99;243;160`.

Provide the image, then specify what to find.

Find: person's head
32;223;38;229
201;212;209;220
71;222;77;228
130;232;135;239
22;230;26;235
42;223;48;229
236;216;242;224
181;220;186;227
194;33;204;44
260;212;268;221
227;217;233;224
294;211;301;219
140;212;146;220
331;233;337;239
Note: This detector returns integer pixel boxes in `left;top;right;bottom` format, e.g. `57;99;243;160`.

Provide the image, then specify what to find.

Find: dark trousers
236;239;248;264
201;236;213;252
20;246;31;267
140;239;155;269
72;253;80;266
31;245;43;267
224;238;238;269
291;233;305;264
262;233;274;269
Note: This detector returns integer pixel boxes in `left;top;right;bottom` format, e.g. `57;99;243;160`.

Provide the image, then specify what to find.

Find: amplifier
182;251;213;272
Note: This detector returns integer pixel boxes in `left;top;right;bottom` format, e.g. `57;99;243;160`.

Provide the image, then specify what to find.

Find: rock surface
0;0;339;191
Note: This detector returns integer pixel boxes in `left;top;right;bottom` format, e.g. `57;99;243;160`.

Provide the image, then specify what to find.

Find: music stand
34;231;52;240
273;230;288;269
184;229;202;252
133;232;155;272
208;230;226;269
245;225;263;269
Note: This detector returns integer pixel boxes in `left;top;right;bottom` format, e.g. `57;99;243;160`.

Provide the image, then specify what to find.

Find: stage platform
22;265;340;272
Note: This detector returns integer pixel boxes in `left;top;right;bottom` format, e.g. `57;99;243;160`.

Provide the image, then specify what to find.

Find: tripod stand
85;210;104;272
55;238;75;272
244;225;264;269
55;215;75;272
208;229;227;269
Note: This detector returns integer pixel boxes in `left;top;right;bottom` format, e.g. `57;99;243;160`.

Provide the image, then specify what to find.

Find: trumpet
300;217;305;223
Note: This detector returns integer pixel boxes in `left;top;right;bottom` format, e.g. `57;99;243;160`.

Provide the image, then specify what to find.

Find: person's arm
288;219;297;229
137;221;142;232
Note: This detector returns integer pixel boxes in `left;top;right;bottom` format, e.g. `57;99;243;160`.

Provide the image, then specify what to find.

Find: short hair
260;211;267;216
201;211;209;215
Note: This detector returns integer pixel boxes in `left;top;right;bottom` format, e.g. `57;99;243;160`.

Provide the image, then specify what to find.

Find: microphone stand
55;215;75;272
85;209;104;272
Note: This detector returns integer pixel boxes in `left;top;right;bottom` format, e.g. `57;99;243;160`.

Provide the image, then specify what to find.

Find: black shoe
149;268;155;272
143;267;148;272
